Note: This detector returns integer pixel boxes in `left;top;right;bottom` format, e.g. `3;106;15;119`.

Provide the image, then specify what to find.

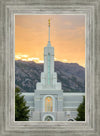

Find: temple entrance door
44;116;53;121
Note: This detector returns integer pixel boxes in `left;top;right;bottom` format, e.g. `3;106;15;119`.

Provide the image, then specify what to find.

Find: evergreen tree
75;96;85;121
15;87;30;121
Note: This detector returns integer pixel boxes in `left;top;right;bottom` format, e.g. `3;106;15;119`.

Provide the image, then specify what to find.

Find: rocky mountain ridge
15;60;85;92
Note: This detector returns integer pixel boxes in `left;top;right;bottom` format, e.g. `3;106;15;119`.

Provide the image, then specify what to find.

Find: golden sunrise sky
15;15;85;67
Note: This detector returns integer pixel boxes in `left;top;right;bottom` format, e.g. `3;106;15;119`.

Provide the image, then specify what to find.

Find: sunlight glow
15;55;44;63
62;59;68;62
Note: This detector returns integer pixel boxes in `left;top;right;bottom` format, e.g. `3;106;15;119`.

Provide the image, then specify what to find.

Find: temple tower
33;19;64;121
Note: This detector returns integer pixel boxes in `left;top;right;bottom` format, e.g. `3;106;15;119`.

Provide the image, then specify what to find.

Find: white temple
22;20;85;121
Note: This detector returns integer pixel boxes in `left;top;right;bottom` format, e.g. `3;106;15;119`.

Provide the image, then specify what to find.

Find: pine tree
75;96;85;121
15;87;30;121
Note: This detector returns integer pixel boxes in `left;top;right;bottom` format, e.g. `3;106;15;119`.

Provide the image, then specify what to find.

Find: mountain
15;60;85;92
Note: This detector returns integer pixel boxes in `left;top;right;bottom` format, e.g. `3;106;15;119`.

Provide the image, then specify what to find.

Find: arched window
44;116;53;121
45;96;53;112
68;119;74;121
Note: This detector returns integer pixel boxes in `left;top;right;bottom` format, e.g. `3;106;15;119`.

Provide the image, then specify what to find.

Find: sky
15;15;85;67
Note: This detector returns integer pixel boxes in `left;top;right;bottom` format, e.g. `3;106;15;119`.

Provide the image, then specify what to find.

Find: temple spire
48;19;50;42
47;19;51;47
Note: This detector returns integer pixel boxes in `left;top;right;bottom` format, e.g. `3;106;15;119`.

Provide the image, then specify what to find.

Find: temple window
45;96;53;112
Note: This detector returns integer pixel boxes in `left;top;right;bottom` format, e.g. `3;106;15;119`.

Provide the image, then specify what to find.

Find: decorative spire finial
48;19;50;27
48;19;50;42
